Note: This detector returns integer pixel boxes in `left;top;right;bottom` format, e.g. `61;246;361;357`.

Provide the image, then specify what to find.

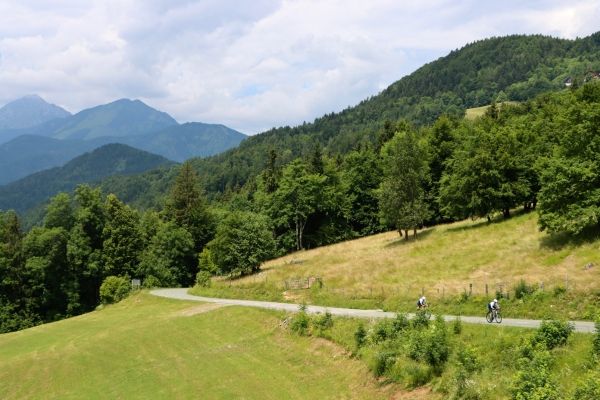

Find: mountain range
0;97;246;184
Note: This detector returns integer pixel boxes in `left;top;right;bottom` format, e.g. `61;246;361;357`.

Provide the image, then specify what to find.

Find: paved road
151;288;597;334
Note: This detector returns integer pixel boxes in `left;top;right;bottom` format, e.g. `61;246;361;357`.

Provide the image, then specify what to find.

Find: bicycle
486;308;502;323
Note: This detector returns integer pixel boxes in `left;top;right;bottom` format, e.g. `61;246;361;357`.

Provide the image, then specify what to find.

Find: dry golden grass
236;211;600;299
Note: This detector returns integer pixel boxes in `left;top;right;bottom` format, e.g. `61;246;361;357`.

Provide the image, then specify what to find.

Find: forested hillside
0;144;174;213
102;33;600;200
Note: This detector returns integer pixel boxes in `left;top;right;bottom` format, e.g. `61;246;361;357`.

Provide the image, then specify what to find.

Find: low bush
142;275;161;288
456;344;480;374
371;319;394;343
400;358;434;388
371;350;396;377
572;372;600;400
312;311;333;335
532;320;574;350
195;270;212;288
99;276;130;305
354;323;367;349
412;309;430;329
290;307;310;336
512;348;559;400
452;316;462;335
593;318;600;356
515;279;535;299
392;312;410;334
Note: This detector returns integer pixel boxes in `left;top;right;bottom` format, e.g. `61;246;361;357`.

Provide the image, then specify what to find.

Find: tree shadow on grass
384;228;435;248
445;208;531;234
539;225;600;250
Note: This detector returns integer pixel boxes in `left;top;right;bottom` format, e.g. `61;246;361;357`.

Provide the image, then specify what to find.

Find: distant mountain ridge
0;143;175;213
0;95;71;130
47;98;178;140
0;97;246;184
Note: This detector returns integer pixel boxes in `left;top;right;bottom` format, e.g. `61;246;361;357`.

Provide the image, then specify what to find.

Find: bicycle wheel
495;312;502;323
486;311;493;323
424;310;432;320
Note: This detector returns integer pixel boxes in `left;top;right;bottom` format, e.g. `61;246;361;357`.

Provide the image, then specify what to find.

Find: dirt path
150;288;597;333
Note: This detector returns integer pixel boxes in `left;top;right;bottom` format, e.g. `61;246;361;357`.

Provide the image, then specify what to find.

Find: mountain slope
182;33;600;194
0;135;102;185
0;95;71;130
118;122;246;162
0;95;71;144
0;144;175;213
47;98;178;140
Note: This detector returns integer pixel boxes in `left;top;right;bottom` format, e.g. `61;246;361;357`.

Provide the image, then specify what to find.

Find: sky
0;1;598;135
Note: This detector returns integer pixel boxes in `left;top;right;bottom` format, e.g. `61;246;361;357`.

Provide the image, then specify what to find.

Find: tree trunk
503;208;510;218
413;228;417;237
404;229;409;240
295;217;301;251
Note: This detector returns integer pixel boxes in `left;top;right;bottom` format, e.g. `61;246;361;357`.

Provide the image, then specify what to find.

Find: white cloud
0;0;598;134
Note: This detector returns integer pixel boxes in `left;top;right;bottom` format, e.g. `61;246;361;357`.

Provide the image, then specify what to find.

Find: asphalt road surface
151;288;596;333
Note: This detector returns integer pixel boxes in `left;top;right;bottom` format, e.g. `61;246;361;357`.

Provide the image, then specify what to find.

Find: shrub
290;308;310;336
195;270;212;288
533;320;574;350
99;276;130;304
572;372;600;400
407;321;450;373
512;349;559;400
142;275;161;288
392;312;410;334
371;319;393;343
372;350;396;377
452;316;463;335
354;323;367;349
515;279;535;299
412;309;430;329
456;344;480;374
593;318;600;357
198;248;218;274
552;285;566;297
312;311;333;335
401;359;434;388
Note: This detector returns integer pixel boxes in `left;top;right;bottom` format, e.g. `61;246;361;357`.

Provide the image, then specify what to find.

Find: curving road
150;288;597;334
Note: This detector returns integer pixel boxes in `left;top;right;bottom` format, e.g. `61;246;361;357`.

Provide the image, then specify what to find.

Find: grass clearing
192;211;600;319
0;292;401;400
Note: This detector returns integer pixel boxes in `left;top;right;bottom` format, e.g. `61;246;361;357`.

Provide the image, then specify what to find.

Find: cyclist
488;298;500;315
417;295;427;309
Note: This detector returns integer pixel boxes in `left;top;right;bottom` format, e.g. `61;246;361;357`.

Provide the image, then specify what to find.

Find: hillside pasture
193;212;600;319
0;293;401;400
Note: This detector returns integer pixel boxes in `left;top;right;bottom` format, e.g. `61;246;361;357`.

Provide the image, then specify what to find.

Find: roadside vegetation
287;305;600;399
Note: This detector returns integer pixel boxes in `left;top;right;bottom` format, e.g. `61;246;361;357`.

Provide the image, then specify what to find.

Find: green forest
2;33;600;333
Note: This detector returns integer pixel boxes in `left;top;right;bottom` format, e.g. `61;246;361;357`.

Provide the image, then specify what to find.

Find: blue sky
0;0;598;134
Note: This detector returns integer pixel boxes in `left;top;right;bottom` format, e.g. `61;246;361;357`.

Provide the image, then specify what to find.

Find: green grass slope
0;293;398;400
192;211;600;320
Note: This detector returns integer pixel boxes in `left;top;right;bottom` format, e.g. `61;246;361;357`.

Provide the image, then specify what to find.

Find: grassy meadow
191;211;600;319
0;292;401;400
